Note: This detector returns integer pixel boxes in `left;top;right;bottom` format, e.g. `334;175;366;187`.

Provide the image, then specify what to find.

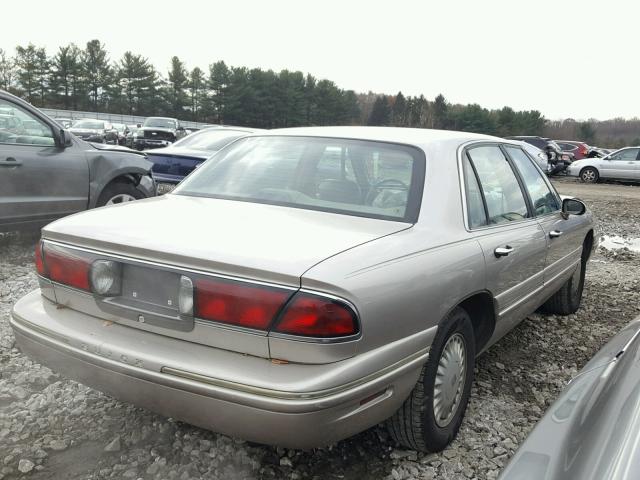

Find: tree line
0;40;637;146
0;41;359;128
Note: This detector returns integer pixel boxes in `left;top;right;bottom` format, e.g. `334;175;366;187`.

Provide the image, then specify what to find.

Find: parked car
134;116;186;150
555;140;590;160
10;127;595;451
518;141;551;173
567;146;640;183
69;119;118;144
147;126;261;194
507;136;574;174
0;90;156;232
53;117;74;128
500;316;640;480
124;124;139;149
112;123;128;145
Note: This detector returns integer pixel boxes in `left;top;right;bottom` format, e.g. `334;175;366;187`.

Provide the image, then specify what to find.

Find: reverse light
178;275;194;316
194;277;291;330
273;293;359;338
90;260;122;296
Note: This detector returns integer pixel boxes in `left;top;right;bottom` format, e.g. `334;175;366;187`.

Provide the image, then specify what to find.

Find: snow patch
600;235;640;253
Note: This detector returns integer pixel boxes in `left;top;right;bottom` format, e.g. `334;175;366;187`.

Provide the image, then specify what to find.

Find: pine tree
167;56;188;117
14;44;39;103
50;44;82;109
0;49;15;92
367;95;391;126
433;94;449;129
392;91;407;126
188;67;206;121
82;40;111;111
206;61;230;123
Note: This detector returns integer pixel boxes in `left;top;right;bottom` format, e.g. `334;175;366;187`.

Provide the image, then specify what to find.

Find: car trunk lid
41;195;409;359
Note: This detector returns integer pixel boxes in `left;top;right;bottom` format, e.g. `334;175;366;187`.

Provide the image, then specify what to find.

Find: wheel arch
441;290;496;354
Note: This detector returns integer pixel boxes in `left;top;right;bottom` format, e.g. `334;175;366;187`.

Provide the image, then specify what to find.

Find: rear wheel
386;307;475;452
580;167;599;183
541;250;587;315
96;181;144;207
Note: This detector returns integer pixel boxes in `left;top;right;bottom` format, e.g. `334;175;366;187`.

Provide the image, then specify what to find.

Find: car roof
256;126;502;147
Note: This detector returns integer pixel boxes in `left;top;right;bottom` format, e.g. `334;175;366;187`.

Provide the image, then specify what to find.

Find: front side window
466;145;529;224
0;99;54;146
175;136;425;222
609;148;640;161
505;146;560;216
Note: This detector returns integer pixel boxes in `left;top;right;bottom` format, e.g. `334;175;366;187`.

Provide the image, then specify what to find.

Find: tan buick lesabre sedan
10;127;595;452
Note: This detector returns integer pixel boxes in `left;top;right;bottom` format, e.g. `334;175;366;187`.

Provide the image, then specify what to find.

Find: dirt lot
1;178;639;480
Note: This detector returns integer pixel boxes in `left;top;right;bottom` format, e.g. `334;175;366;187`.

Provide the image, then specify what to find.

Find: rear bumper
10;290;425;448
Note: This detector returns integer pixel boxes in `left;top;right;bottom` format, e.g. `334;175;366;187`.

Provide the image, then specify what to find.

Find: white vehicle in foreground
567;147;640;183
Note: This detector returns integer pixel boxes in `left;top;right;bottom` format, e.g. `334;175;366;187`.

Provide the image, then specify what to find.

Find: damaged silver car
11;127;595;451
0;90;155;232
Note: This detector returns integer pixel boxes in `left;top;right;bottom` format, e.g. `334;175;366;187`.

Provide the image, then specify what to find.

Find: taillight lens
194;278;291;330
44;245;92;291
35;241;46;276
273;293;359;338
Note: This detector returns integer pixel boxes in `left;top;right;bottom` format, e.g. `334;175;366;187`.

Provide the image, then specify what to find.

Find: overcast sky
1;0;635;120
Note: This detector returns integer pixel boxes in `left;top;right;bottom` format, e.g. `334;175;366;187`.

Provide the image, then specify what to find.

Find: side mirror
177;126;185;131
562;198;586;217
55;128;73;148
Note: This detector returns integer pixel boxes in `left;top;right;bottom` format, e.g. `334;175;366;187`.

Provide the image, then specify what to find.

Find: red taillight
273;293;358;338
44;245;92;291
34;241;46;276
195;278;291;330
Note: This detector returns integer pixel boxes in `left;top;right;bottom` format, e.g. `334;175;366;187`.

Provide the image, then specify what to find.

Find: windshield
172;129;250;151
73;120;105;129
175;136;425;222
144;118;177;129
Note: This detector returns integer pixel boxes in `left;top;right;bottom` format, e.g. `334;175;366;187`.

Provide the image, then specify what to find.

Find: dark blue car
147;127;260;193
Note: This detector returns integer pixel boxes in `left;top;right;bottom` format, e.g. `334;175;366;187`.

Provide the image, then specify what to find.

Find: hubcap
582;170;595;182
433;333;467;427
106;194;136;205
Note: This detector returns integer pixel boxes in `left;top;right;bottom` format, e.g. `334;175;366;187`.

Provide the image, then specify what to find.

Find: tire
96;181;145;207
580;167;599;183
386;307;476;452
541;250;587;315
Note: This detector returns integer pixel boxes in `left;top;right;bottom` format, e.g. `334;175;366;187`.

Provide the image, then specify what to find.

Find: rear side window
466;146;529;225
505;146;560;216
462;158;487;228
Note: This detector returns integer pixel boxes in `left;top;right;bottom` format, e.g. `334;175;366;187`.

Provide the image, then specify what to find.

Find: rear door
600;148;640;179
463;145;547;339
504;145;584;285
0;97;89;229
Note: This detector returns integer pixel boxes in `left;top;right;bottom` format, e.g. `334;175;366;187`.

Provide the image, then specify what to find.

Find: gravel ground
1;179;639;480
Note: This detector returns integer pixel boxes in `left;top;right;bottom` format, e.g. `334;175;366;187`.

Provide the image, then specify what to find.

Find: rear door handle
494;246;514;257
549;230;563;238
0;157;22;166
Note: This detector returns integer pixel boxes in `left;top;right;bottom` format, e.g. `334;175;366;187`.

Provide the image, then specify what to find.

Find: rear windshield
172;128;249;151
144;118;177;129
175;136;425;222
73;120;104;129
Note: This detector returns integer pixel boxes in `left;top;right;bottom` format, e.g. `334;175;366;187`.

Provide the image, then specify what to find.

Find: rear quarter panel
300;139;486;358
